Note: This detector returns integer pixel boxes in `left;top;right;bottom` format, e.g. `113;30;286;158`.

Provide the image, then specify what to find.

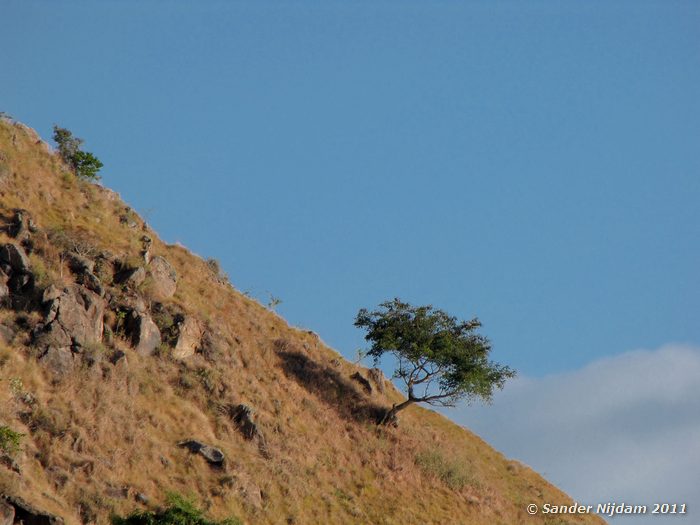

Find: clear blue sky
2;1;698;378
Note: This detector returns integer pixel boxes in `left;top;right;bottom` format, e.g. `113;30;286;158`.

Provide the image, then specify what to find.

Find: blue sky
3;1;699;516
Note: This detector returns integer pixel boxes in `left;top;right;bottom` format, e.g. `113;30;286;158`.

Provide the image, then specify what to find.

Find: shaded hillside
0;118;605;524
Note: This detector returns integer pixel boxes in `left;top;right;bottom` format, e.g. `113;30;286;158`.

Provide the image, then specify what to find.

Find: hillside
0;118;605;525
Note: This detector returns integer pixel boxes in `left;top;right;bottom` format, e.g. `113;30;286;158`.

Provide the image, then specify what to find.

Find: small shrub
0;425;24;456
111;492;241;525
53;125;103;180
415;449;474;490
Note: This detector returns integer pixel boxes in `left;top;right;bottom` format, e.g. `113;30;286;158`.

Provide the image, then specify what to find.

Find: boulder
172;316;202;359
0;243;30;273
1;495;64;525
146;256;177;301
39;347;75;378
121;266;146;288
177;439;225;466
126;313;161;356
0;324;15;345
40;285;104;348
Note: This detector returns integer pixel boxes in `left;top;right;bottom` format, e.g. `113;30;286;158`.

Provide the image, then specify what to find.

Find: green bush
0;425;24;456
52;125;103;180
415;449;474;490
112;493;241;525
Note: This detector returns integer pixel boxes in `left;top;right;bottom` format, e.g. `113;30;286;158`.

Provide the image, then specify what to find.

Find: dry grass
0;119;605;525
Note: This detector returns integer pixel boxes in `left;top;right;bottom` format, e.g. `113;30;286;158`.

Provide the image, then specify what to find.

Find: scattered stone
0;243;30;273
368;368;386;394
172;316;202;359
9;209;38;240
146;256;177;301
66;253;94;275
350;371;372;395
224;404;269;458
177;439;225;466
125;313;161;357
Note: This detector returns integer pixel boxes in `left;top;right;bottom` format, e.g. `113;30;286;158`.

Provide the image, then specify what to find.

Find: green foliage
355;298;515;410
52;125;103;180
0;425;24;456
112;493;241;525
415;449;474;490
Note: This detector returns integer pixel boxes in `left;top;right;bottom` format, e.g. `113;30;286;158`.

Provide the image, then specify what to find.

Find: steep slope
0;118;605;525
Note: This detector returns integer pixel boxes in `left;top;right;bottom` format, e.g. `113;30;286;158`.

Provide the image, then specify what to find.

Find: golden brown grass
0;118;605;525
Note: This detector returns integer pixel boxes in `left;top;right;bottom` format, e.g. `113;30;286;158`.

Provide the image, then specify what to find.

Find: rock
1;495;64;525
126;313;161;356
66;253;94;274
9;209;37;240
177;439;225;465
0;499;14;525
0;281;8;305
42;284;62;303
39;347;75;378
0;243;31;273
224;404;269;457
78;270;104;296
39;285;104;349
146;256;177;301
350;371;372;394
172;316;202;359
368;368;386;394
0;324;16;345
120;266;146;288
135;493;149;505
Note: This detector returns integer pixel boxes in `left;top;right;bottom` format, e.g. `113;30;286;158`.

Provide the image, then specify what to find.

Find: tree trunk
379;399;414;425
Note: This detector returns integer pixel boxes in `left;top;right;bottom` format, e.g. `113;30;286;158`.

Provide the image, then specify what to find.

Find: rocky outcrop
0;495;64;525
39;347;76;378
146;256;176;301
39;285;104;349
0;244;30;273
177;440;225;466
0;499;13;525
172;316;202;359
125;312;161;356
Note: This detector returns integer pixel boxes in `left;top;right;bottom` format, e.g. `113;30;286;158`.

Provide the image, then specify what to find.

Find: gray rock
0;281;8;304
42;284;62;303
172;316;202;359
39;347;75;378
0;243;30;273
350;371;372;394
122;266;146;288
66;253;94;274
39;285;104;349
78;270;104;296
146;256;177;301
0;323;15;345
126;313;161;356
177;439;225;465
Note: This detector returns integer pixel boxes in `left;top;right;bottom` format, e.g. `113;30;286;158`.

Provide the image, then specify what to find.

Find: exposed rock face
1;495;64;525
126;312;161;356
40;285;104;349
177;440;225;466
119;267;146;288
0;243;30;273
146;256;177;301
39;347;76;378
172;316;202;359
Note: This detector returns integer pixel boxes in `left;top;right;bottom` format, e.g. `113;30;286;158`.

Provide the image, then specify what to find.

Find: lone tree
52;125;103;180
355;298;515;424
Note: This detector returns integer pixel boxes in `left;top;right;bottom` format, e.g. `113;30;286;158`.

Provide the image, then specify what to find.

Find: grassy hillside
0;118;605;525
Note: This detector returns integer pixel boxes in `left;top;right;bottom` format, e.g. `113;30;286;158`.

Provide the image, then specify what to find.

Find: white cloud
446;344;700;523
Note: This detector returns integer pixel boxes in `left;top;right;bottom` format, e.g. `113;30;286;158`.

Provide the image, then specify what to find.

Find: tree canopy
355;298;515;423
52;125;103;180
